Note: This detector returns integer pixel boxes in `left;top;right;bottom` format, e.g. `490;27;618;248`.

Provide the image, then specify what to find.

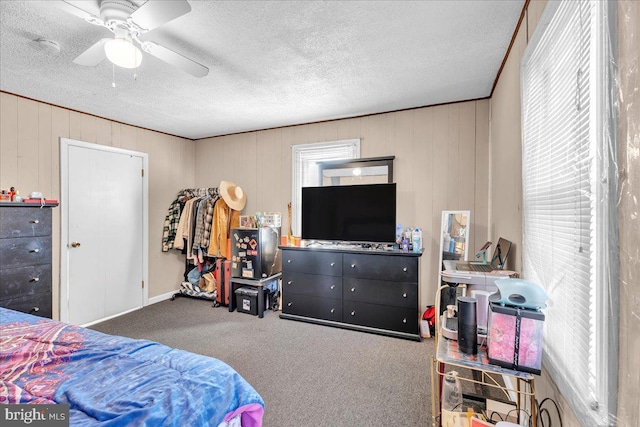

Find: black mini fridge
231;227;282;278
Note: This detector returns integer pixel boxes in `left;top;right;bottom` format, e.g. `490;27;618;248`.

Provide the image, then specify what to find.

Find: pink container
487;302;544;374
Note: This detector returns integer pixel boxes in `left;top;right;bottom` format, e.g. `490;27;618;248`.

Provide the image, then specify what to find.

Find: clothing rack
163;187;229;307
183;187;218;197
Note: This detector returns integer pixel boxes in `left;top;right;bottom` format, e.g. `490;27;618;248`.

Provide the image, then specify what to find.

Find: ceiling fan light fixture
104;38;142;69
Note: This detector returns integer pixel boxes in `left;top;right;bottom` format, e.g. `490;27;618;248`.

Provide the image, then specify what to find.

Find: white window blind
521;1;617;425
291;140;360;236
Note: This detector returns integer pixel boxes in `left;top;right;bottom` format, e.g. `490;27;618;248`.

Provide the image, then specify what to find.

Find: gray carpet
90;298;435;426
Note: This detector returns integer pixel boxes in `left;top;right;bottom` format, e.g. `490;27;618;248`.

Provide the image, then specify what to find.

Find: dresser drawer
0;292;52;319
0;264;52;301
282;249;342;276
283;271;342;298
0;207;52;238
282;293;342;322
342;300;419;335
343;277;417;309
0;236;52;269
343;253;418;282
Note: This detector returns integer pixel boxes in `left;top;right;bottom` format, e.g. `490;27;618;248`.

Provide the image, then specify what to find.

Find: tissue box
487;302;544;374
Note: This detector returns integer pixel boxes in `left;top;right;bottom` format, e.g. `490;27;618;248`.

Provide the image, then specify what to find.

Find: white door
61;139;147;325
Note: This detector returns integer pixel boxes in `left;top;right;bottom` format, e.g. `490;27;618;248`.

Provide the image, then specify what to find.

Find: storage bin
487;302;544;374
235;287;259;315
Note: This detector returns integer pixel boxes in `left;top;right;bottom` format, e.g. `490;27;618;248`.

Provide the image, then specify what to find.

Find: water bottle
412;228;422;253
441;371;463;426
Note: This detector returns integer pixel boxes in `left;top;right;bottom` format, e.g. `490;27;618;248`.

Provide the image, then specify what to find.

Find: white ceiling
0;0;524;140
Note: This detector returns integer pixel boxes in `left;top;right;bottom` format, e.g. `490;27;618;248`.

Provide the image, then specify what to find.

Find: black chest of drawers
280;246;422;341
0;203;57;318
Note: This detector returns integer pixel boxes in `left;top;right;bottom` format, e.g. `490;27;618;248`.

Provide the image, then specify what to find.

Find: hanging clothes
201;196;219;254
162;190;189;251
208;198;240;258
185;196;203;261
174;195;195;251
194;193;220;263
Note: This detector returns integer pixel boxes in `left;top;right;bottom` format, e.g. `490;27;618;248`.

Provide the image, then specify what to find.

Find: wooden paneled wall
488;0;640;425
0;92;196;318
195;100;490;309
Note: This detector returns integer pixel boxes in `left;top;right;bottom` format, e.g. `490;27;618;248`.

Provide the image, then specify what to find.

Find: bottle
412;228;422;253
441;371;463;426
443;232;451;253
13;191;23;203
395;224;403;246
401;238;409;253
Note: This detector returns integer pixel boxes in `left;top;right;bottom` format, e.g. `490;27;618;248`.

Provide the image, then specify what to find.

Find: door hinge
142;280;145;289
141;169;144;177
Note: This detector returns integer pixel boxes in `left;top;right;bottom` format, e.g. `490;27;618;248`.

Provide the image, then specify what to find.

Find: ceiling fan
60;0;208;77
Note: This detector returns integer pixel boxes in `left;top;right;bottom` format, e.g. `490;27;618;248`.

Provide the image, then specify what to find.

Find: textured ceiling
0;0;524;139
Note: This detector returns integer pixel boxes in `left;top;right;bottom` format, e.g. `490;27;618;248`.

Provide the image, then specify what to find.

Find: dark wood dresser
279;246;422;341
0;202;58;318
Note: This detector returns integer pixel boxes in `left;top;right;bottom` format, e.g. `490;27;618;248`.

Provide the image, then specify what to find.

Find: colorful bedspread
0;308;264;426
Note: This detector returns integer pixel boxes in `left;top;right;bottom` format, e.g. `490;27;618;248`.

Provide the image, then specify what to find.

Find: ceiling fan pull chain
112;63;116;88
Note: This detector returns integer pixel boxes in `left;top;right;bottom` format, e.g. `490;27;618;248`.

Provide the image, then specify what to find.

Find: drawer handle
31;307;40;313
351;311;356;316
330;262;335;267
30;277;40;282
402;318;407;324
402;292;407;298
330;285;335;290
351;264;356;268
287;280;292;285
350;287;355;292
29;219;40;224
30;248;40;253
287;302;292;307
287;259;292;263
330;308;335;313
402;267;408;272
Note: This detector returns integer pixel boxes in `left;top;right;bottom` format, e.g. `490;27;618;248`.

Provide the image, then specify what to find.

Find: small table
228;272;282;318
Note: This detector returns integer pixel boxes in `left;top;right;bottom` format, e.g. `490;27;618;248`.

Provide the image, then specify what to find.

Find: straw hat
220;180;247;211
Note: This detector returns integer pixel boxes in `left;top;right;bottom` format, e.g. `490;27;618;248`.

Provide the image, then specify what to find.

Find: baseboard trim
148;290;179;305
81;306;142;327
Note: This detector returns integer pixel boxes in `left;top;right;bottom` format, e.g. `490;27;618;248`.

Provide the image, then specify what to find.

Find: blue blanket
0;308;264;426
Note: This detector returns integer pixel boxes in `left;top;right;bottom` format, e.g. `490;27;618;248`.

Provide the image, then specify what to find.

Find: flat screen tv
302;183;396;243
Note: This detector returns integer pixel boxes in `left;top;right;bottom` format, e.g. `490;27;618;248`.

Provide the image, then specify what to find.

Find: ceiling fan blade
141;41;208;78
130;0;191;32
73;39;109;66
59;1;103;25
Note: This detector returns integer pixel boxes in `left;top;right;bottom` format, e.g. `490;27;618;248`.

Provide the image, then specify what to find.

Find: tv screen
302;183;396;243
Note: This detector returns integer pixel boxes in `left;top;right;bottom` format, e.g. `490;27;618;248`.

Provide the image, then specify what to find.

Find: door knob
71;241;81;248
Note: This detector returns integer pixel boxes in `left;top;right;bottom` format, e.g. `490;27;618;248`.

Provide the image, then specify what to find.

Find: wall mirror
437;210;471;273
316;156;394;186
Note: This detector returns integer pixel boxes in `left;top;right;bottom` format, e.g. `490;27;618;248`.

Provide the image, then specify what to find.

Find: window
291;139;360;236
521;1;618;425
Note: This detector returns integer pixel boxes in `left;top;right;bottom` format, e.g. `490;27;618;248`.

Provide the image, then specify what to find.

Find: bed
0;307;264;426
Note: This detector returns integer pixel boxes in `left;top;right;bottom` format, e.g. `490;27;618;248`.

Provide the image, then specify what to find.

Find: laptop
450;237;512;272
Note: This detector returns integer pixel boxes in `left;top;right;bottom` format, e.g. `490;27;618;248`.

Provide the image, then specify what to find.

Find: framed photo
239;215;256;228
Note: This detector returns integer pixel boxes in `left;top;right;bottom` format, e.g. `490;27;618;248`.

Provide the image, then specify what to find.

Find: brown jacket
207;198;240;258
